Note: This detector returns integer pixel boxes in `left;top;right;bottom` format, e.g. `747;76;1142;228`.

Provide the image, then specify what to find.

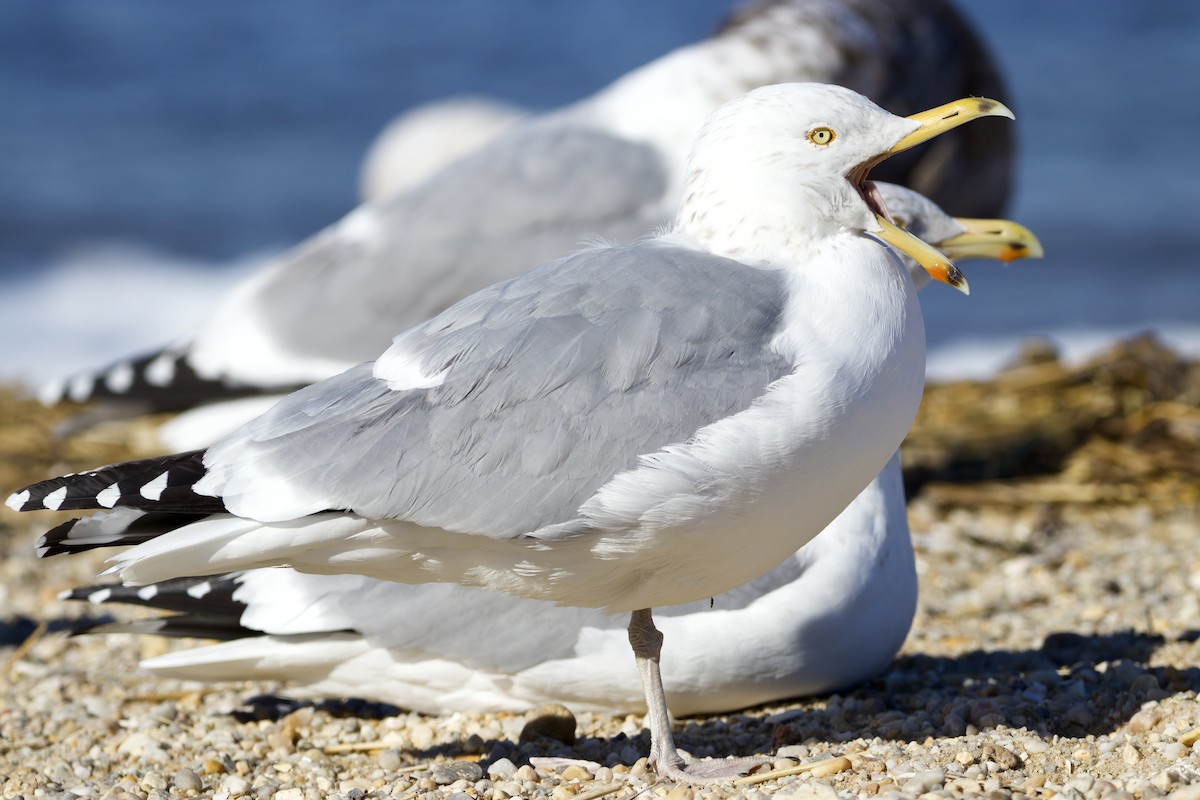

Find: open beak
853;97;1015;293
874;217;969;295
940;218;1045;263
890;98;1015;154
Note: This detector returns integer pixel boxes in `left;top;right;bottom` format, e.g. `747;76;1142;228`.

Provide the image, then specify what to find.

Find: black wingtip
44;347;300;413
37;518;81;558
62;574;256;641
10;450;224;517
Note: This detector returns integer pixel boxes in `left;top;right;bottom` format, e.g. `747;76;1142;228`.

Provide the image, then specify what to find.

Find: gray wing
202;241;792;538
245;125;669;365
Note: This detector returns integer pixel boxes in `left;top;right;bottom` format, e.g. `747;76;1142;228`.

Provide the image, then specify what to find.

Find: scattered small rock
409;723;435;750
487;758;518;780
901;769;945;794
431;761;484;785
172;768;202;793
377;748;404;771
222;775;251;796
1127;707;1163;733
982;743;1020;770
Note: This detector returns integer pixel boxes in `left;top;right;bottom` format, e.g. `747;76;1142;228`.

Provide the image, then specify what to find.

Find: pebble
780;780;839;800
487;758;517;780
431;761;484;785
902;770;945;794
981;743;1020;770
141;772;167;791
560;764;591;780
1127;707;1163;733
409;724;435;750
1021;738;1049;754
3;377;1199;800
172;768;203;793
223;775;251;796
377;749;404;771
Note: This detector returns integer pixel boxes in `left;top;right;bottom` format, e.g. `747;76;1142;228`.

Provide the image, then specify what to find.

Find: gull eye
807;127;836;146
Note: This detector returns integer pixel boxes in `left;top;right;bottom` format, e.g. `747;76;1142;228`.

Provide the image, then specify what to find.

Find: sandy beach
2;335;1198;800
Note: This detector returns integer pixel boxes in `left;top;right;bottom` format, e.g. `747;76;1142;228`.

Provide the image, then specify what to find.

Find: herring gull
59;186;1042;716
12;83;1013;782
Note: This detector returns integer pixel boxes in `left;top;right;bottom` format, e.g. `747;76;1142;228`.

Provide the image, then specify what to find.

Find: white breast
529;236;926;611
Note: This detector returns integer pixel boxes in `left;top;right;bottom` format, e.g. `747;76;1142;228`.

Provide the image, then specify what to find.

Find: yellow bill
940;218;1045;263
874;216;969;295
890;97;1015;155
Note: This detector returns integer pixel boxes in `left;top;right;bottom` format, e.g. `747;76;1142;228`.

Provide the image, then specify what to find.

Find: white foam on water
2;242;1196;393
0;241;273;387
926;323;1200;383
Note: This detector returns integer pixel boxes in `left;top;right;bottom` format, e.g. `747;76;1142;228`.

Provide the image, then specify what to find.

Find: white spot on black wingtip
36;545;50;558
67;372;95;402
144;353;177;387
57;588;73;600
96;483;121;509
140;472;169;501
186;581;213;599
43;486;68;511
104;362;135;394
136;585;159;601
87;588;113;604
5;489;29;511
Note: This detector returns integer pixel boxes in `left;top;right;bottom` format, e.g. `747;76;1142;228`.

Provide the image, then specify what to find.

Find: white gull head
673;83;919;265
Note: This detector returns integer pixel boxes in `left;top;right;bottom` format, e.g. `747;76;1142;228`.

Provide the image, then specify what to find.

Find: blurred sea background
1;0;1197;385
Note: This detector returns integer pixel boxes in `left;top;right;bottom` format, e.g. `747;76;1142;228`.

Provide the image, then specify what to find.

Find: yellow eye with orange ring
808;127;836;146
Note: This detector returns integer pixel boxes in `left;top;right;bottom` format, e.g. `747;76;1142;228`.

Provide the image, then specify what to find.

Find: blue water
1;1;1198;381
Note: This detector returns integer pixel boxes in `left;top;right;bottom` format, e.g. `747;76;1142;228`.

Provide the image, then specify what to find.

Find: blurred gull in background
358;96;527;203
40;0;1015;449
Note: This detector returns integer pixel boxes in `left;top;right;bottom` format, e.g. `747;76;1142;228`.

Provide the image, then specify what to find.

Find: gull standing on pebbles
59;185;1042;716
43;0;1014;439
11;83;1013;783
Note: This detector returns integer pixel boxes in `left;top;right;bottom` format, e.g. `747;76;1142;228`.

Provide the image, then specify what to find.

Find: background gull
358;96;527;203
11;84;1013;782
42;0;1014;440
60;186;1042;716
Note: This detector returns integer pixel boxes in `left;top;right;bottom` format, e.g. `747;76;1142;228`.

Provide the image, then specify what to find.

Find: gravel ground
2;339;1199;800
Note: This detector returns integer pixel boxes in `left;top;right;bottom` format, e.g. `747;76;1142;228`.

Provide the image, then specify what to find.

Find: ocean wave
0;242;271;387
